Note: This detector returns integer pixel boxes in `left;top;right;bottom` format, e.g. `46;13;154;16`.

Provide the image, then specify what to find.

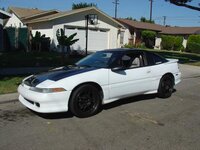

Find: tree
125;17;137;21
31;31;46;52
140;17;155;24
56;29;79;64
141;30;156;48
72;2;97;9
1;7;5;11
165;0;200;11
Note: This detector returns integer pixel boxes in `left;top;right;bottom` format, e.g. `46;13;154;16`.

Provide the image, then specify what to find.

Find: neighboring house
5;6;59;28
24;7;124;52
0;9;11;51
117;19;163;46
117;19;200;49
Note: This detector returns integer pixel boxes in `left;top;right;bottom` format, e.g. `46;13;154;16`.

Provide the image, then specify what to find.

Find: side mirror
111;66;126;72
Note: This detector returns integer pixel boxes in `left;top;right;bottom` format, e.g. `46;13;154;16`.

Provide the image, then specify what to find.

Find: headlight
29;87;66;93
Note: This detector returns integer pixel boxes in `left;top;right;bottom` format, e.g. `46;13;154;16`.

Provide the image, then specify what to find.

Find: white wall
123;28;131;45
155;37;161;49
5;13;26;28
183;38;187;48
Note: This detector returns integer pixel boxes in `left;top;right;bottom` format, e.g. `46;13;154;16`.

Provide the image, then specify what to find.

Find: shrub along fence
186;35;200;54
161;35;183;51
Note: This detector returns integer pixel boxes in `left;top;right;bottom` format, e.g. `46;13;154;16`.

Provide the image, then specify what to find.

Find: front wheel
69;84;101;118
158;75;174;98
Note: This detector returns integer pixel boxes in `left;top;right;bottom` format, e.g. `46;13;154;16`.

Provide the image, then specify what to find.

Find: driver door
108;52;153;99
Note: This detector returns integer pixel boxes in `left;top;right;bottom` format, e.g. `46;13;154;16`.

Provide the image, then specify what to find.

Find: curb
0;93;19;104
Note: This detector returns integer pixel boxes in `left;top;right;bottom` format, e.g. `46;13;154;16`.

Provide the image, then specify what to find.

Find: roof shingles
117;19;200;35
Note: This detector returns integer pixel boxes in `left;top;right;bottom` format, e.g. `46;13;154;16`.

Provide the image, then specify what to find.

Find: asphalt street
0;64;200;150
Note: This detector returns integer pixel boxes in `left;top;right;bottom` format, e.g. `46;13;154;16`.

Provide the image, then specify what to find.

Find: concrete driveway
0;64;200;150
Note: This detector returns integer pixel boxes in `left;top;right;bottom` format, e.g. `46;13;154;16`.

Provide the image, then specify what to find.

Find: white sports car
18;49;181;117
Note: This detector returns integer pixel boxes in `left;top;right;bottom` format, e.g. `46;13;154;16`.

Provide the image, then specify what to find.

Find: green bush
174;36;184;51
186;35;200;54
161;35;183;51
141;30;156;49
123;43;134;48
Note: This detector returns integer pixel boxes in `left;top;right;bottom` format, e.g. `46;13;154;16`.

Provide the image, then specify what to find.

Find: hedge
161;35;183;51
141;30;156;49
186;35;200;54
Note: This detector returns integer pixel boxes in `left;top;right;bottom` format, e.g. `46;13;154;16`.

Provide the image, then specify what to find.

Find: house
24;7;124;52
117;19;163;46
0;9;11;51
5;6;59;28
117;18;200;49
5;6;124;52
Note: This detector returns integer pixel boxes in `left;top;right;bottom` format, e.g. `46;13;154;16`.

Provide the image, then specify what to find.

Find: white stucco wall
5;13;26;28
183;38;187;48
29;9;121;51
123;28;131;45
155;37;161;49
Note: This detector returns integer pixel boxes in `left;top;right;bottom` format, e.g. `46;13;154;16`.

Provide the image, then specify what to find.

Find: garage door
65;27;108;52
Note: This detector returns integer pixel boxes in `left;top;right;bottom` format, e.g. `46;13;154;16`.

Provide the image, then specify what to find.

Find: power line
113;0;119;18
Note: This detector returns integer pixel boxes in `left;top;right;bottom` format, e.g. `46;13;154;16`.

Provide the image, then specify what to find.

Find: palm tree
31;31;46;52
56;28;79;64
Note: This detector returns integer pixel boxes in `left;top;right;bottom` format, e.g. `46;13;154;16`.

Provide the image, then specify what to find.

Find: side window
153;54;164;65
146;52;167;66
120;52;145;69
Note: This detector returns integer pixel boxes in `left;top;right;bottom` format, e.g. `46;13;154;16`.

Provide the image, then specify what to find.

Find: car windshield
76;51;118;68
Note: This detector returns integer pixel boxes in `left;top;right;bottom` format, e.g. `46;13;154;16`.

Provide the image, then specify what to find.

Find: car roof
101;48;147;53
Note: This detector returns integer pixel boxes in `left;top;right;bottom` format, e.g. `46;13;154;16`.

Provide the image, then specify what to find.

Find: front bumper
18;84;71;113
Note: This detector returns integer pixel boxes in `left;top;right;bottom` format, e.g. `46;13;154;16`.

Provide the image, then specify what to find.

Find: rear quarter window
146;52;168;66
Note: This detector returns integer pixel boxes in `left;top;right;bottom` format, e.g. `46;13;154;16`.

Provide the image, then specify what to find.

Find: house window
19;23;21;28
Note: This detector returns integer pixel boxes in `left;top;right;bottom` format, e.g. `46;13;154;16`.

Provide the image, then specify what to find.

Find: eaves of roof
0;9;11;19
116;19;163;32
24;7;125;28
22;9;59;21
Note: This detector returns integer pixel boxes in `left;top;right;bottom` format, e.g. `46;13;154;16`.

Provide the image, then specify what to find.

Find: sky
1;0;200;27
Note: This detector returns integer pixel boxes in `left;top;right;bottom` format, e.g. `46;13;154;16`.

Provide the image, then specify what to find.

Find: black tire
158;75;174;98
69;84;101;118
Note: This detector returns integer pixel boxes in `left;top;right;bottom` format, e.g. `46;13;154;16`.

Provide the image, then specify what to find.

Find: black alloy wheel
158;76;174;98
69;84;101;118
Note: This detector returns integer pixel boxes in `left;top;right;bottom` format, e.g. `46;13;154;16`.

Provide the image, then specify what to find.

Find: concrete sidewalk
0;93;19;104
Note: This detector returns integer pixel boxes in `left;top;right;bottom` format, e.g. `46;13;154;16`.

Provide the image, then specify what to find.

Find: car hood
24;66;98;87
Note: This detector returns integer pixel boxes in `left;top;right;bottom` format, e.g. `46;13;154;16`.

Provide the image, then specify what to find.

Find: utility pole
163;16;166;26
113;0;119;18
149;0;153;21
85;15;89;56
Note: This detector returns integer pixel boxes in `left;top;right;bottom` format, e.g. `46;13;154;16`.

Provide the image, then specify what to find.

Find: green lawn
0;76;24;94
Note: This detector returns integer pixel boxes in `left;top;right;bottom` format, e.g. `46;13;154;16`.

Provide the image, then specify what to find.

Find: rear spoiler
166;59;179;63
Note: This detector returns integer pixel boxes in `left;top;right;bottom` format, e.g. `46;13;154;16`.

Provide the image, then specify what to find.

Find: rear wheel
158;75;174;98
69;84;101;118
